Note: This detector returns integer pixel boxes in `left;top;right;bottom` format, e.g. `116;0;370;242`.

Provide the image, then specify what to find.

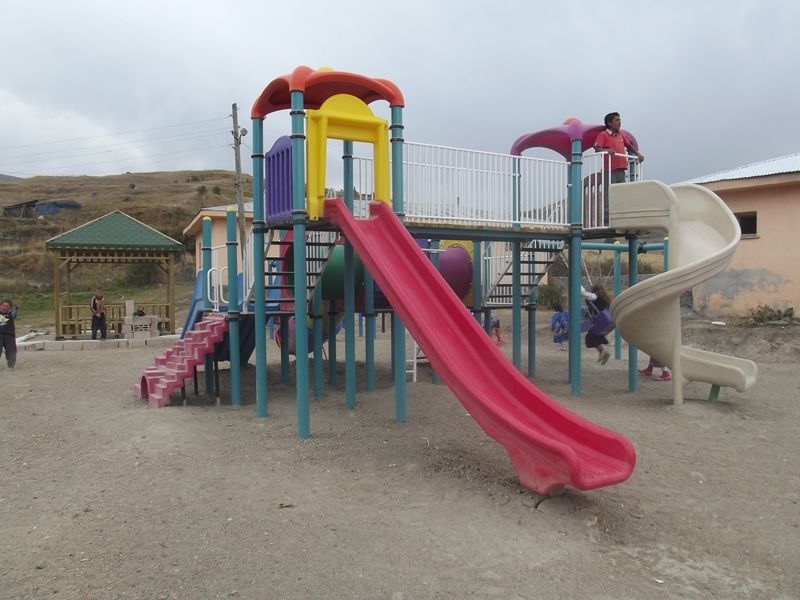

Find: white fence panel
353;143;570;228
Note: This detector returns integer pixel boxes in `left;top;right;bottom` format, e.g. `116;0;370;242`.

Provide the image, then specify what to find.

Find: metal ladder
482;239;565;308
258;229;340;315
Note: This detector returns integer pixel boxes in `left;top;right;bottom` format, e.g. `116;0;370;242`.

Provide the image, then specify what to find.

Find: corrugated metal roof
689;152;800;184
46;211;182;250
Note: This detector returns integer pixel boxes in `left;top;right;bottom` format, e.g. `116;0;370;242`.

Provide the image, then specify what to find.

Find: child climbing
581;285;613;365
550;302;569;350
639;356;671;381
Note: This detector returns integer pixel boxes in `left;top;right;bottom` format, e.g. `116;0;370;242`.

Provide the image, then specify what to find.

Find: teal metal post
512;241;522;369
527;287;537;377
201;217;215;395
567;139;584;395
327;306;338;385
429;240;441;385
312;285;323;398
290;91;310;437
390;106;406;422
613;244;623;360
512;156;521;229
364;271;376;391
472;240;483;323
663;237;669;272
280;314;290;384
251;118;268;418
343;140;357;409
627;236;639;392
225;209;242;406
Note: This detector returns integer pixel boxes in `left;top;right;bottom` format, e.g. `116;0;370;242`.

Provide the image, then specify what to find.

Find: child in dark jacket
0;298;19;370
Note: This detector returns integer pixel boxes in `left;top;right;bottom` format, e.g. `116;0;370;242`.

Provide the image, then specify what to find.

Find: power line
0;129;229;166
1;143;230;176
0;116;229;151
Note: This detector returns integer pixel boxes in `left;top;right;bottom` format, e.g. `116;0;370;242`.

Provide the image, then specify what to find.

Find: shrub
536;283;565;310
746;304;795;325
125;264;163;287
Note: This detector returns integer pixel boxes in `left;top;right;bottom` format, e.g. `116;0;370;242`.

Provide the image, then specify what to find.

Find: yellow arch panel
306;94;390;220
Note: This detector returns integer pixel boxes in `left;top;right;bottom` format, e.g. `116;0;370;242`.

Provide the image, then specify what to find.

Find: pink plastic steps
134;313;228;408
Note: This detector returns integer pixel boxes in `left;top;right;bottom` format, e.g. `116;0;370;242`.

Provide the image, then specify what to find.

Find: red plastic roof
251;66;405;118
510;119;639;160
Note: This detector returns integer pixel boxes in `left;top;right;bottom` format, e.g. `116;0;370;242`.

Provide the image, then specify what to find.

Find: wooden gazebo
45;211;183;338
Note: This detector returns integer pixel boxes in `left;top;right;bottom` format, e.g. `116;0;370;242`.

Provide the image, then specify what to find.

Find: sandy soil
1;321;798;599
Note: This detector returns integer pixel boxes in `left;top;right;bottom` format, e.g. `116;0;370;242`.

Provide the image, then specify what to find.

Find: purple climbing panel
266;136;293;225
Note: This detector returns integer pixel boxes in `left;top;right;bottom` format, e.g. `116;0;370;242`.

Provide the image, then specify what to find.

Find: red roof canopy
251;66;405;119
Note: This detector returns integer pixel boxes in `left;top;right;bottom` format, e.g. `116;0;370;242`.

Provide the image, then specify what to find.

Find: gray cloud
1;0;798;183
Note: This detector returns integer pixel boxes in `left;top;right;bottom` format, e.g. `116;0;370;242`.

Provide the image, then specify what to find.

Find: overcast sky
1;0;798;184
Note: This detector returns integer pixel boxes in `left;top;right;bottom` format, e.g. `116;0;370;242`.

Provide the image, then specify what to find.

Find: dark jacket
0;307;17;337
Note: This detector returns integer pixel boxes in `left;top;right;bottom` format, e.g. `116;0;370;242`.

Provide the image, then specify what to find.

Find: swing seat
589;308;615;336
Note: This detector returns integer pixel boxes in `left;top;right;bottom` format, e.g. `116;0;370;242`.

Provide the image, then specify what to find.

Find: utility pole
231;103;248;259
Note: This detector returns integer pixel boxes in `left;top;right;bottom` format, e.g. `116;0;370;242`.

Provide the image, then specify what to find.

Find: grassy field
0;169;248;331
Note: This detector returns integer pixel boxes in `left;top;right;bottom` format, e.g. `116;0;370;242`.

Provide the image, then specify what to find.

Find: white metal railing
353;142;569;228
206;243;227;311
402;143;568;228
582;151;644;230
353;142;646;230
242;230;256;310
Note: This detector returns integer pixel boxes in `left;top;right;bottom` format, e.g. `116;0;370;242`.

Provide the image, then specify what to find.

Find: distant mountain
0;173;21;182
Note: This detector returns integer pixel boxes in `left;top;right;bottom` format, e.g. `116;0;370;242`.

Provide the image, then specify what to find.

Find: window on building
735;212;757;237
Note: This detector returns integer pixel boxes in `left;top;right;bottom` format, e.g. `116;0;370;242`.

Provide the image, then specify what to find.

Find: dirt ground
1;320;798;599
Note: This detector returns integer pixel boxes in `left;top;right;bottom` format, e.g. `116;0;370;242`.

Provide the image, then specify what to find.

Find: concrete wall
694;177;800;316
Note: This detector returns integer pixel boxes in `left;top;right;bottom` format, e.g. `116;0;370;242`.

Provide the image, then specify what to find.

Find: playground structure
134;66;756;494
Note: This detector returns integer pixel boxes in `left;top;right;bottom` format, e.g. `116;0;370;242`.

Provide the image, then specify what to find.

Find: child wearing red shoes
638;356;671;381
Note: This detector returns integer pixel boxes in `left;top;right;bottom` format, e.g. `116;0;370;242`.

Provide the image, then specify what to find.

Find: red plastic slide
326;199;636;494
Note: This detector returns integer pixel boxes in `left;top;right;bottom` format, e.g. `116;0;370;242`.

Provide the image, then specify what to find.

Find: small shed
45;211;183;337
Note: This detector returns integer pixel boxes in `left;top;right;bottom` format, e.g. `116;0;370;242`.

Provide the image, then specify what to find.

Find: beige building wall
694;175;800;316
183;209;253;273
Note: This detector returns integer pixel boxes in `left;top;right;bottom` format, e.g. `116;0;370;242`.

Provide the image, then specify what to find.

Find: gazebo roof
46;211;182;251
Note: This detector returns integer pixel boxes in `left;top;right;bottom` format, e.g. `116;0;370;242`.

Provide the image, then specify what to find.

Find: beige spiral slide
609;181;757;404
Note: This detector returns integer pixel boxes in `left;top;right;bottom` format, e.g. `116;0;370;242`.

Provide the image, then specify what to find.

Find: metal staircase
482;239;565;308
260;229;339;314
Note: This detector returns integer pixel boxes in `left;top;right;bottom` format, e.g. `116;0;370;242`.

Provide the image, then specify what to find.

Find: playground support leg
312;286;324;399
429;240;441;385
225;209;241;407
344;242;357;410
627;236;639;393
327;309;338;385
527;289;537;377
512;241;522;370
201;218;215;396
280;314;290;384
568;226;583;395
251;118;268;418
390;106;406;423
568;139;583;395
613;249;623;361
392;312;406;423
364;272;376;392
